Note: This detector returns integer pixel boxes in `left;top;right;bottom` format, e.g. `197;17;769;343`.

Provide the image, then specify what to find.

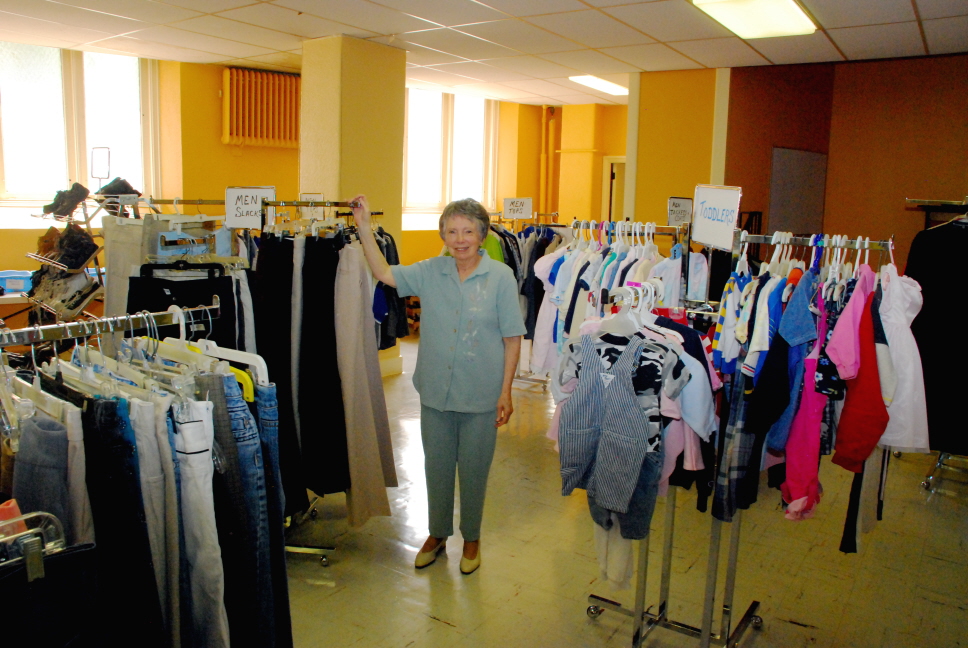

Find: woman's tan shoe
414;540;446;568
459;551;481;575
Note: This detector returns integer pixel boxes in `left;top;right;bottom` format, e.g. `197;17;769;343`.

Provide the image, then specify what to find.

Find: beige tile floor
285;338;968;648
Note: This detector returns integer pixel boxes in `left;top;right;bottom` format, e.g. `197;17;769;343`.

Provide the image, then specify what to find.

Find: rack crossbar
0;299;220;347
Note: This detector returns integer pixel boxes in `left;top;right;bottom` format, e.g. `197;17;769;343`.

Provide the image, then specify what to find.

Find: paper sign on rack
691;185;742;251
226;186;275;229
668;197;693;226
503;197;533;219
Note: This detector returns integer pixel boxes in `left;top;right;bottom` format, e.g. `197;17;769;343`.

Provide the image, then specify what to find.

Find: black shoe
97;177;141;216
52;183;89;217
54;224;99;270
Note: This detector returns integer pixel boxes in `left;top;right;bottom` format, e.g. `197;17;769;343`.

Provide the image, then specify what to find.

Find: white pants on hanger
174;400;230;648
594;513;634;590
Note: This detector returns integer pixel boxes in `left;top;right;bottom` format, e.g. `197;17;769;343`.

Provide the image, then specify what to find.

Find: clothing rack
0;299;221;347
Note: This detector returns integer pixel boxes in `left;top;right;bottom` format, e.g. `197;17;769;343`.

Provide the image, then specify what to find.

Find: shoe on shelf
54;183;89;217
96;177;142;217
54;224;99;270
414;539;446;569
460;551;481;575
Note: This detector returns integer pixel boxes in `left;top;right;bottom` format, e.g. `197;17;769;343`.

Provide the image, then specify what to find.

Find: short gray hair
438;198;490;241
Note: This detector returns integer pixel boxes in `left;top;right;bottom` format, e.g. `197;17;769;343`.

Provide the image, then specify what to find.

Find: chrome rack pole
0;299;221;347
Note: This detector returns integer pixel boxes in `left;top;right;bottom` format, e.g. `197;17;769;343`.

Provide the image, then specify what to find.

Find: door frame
601;156;626;221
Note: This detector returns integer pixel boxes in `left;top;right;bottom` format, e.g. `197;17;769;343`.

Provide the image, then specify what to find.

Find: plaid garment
712;355;755;523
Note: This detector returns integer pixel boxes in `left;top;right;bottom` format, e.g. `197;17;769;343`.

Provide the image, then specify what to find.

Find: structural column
300;35;406;375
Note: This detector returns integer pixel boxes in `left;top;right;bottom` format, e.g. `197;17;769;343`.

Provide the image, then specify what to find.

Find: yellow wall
496;102;542;209
634;69;717;223
555;104;627;223
158;61;299;214
0;230;49;271
399;230;442;265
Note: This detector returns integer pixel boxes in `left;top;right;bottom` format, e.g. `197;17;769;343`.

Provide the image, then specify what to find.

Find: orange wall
824;54;968;269
399;230;442;265
724;64;834;231
601;105;628;157
635;69;717;223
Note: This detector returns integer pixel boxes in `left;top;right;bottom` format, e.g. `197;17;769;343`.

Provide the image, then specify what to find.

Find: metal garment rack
921;453;968;498
586;488;763;648
0;300;221;347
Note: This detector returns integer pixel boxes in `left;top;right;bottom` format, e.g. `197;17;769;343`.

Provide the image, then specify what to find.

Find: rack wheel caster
310;507;318;520
893;451;902;458
921;481;931;490
587;606;604;618
751;616;763;630
320;556;329;567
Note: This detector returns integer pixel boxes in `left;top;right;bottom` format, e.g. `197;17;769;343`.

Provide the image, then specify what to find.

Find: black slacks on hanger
126;274;239;350
299;236;350;495
254;235;310;516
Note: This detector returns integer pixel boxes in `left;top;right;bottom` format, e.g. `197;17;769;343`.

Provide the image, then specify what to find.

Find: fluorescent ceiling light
693;0;815;39
568;75;629;96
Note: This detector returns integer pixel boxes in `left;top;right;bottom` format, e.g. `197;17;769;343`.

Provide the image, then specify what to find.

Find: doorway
601;156;626;221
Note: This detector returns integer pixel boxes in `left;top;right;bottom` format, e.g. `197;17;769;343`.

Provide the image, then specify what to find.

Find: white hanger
599;287;639;336
181;338;270;387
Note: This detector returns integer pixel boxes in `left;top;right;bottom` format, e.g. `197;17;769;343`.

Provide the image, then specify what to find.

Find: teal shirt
392;252;527;413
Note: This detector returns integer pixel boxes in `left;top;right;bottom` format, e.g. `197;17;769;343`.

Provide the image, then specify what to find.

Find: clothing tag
163;288;172;295
600;373;615;388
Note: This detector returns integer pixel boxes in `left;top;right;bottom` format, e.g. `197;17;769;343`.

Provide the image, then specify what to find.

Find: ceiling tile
406;78;449;92
923;15;968;54
478;54;580;77
407;65;483;85
174;15;304;51
915;0;968;19
746;32;844;64
371;0;507;27
0;9;114;45
526;10;654;48
369;37;470;65
539;49;640;74
123;25;276;58
549;93;615;104
88;35;228;62
474;0;587;17
424;60;532;82
452;81;541;99
455;19;578;54
244;51;303;70
53;0;202;24
0;0;147;35
398;27;520;59
0;25;80;49
218;4;377;39
601;43;702;70
513;96;560;105
603;1;732;42
151;0;254;11
669;38;770;67
800;0;916;28
581;0;664;5
827;22;925;60
500;78;575;95
273;0;439;35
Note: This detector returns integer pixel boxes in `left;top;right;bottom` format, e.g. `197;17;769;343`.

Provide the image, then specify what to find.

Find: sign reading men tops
691;185;742;251
503;197;533;219
226;186;276;229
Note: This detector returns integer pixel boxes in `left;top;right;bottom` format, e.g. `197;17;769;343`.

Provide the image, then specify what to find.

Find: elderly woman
352;196;525;575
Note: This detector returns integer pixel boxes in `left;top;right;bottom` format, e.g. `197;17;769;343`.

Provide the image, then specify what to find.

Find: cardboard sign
691;185;742;251
668;197;693;226
226;186;275;229
503;197;533;220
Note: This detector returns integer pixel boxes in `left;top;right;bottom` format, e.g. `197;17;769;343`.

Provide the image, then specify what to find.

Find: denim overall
559;334;656;513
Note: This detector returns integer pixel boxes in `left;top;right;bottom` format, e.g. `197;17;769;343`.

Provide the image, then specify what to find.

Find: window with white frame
0;41;154;213
403;88;498;231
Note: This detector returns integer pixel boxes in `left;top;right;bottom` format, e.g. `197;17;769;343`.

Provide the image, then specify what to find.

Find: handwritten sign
226;186;275;229
503;197;533;220
691;185;742;251
668;197;693;226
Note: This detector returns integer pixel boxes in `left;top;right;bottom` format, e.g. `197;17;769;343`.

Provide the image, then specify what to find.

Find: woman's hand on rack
350;195;371;228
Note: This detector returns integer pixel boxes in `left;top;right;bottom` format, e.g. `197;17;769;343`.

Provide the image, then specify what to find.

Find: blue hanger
809;234;823;274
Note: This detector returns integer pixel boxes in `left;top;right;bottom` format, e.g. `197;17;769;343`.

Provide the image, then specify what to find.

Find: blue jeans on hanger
255;382;294;648
588;449;664;540
223;375;275;645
